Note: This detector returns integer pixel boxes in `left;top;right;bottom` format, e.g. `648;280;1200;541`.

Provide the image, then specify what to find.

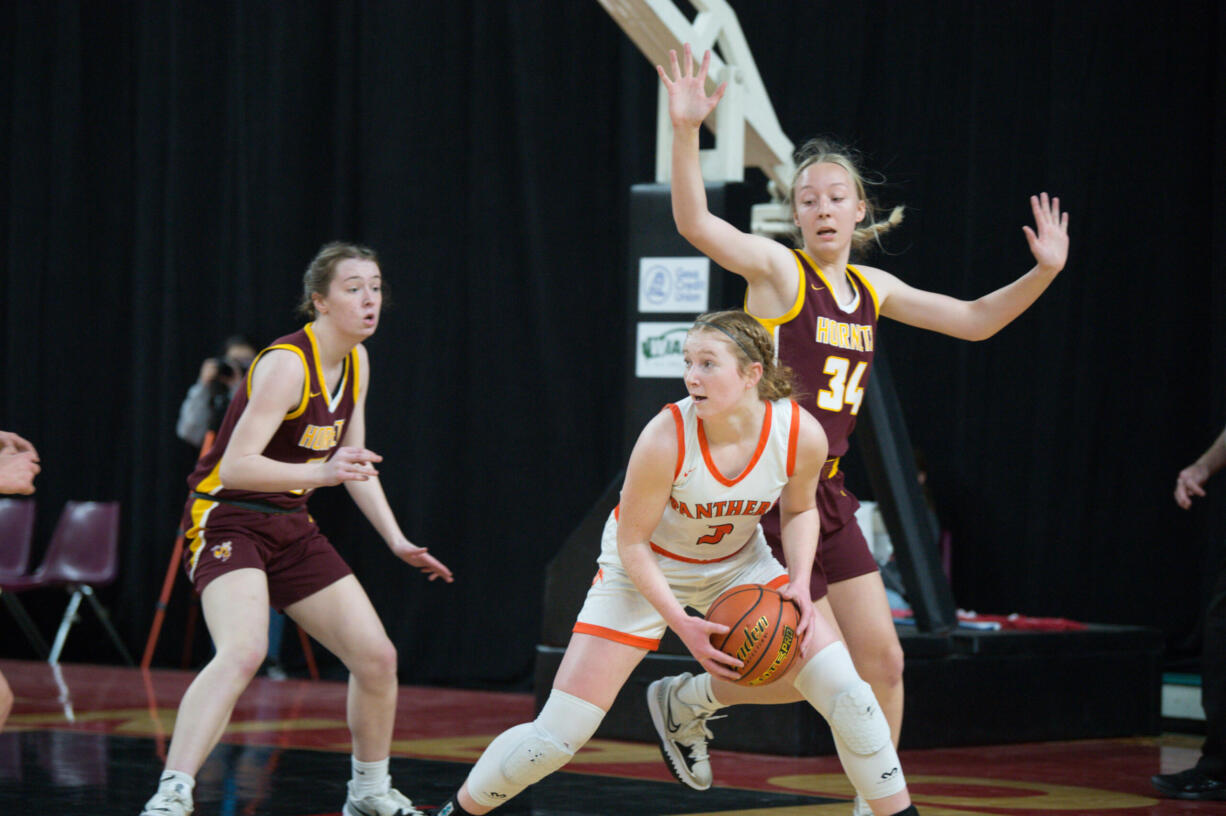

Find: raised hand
656;43;727;131
1022;192;1070;274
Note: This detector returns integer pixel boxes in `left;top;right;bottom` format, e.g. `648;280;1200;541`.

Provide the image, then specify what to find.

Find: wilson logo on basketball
211;542;233;561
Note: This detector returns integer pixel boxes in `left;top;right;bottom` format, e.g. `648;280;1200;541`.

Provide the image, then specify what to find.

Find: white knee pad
466;689;605;808
828;680;892;756
793;642;905;800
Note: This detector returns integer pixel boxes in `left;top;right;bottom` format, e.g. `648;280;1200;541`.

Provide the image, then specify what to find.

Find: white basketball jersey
646;396;799;562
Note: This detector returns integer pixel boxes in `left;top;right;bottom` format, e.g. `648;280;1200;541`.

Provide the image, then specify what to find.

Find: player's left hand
777;582;819;657
1175;463;1210;509
0;449;40;495
1023;192;1069;274
392;541;454;583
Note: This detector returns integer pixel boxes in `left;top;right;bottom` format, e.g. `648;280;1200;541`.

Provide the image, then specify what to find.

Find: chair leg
1;590;50;659
80;585;136;666
48;588;85;666
49;662;75;722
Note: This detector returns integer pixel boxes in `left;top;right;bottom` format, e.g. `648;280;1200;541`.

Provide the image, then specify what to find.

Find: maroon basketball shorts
181;500;352;611
760;467;877;600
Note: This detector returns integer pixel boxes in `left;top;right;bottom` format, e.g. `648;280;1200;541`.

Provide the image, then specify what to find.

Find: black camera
211;357;237;379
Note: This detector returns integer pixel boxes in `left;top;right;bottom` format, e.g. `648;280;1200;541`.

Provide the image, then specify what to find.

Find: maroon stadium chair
0;501;134;666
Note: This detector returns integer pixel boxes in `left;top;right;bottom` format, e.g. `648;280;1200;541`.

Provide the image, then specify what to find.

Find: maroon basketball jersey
751;249;878;458
185;324;360;516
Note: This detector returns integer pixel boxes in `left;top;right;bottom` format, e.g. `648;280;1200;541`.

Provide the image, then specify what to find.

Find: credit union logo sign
638;256;710;313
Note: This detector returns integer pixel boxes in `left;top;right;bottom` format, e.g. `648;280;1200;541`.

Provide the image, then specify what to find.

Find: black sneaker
646;673;720;790
1151;767;1226;800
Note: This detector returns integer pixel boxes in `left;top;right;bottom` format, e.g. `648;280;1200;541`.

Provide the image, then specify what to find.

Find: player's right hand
656;44;727;130
321;447;382;485
673;613;743;682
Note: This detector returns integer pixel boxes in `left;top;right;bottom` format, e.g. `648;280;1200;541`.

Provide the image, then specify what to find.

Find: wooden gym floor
0;658;1215;815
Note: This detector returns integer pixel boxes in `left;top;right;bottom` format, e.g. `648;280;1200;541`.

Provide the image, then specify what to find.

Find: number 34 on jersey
818;355;867;415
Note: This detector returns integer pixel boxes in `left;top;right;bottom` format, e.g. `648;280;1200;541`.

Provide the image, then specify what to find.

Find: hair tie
692;320;756;362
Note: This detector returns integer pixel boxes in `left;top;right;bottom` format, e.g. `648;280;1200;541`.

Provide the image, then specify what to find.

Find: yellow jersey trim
795;250;880;319
305;322;359;409
847;265;880;318
746;252;807;332
184;464;224;542
246;339;311;421
305;322;325;403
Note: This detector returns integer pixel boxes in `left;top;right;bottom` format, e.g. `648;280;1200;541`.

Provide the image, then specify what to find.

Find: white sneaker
140;781;193;816
343;779;424;816
647;672;720;790
853;794;874;816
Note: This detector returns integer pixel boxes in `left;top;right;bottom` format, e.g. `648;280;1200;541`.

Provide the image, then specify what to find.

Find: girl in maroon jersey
647;45;1069;814
140;243;452;816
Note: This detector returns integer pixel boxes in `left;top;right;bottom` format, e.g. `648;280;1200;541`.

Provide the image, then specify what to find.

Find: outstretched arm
657;45;795;304
1175;425;1226;509
342;347;453;582
867;193;1070;340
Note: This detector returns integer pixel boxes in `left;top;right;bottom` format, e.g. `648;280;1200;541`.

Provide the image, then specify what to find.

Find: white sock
158;770;195;799
677;673;722;713
351;756;390;799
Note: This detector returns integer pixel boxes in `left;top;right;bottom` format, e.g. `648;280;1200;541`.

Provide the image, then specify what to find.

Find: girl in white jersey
437;311;921;816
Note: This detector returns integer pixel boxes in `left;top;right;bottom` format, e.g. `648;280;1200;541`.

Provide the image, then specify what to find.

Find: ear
312;291;327;315
745;360;764;390
855;198;867;224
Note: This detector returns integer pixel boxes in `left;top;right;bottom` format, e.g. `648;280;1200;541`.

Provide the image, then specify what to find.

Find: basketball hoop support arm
597;0;795;237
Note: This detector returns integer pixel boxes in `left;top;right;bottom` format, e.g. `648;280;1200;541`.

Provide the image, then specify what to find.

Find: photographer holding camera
176;335;256;449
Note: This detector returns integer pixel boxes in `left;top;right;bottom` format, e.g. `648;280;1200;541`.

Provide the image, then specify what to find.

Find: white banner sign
635;321;693;379
638;256;710;313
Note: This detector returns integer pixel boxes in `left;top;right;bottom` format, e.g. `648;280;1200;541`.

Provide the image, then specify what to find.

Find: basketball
705;584;800;686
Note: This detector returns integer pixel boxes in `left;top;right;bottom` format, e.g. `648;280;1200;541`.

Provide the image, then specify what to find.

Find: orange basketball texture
705;584;800;686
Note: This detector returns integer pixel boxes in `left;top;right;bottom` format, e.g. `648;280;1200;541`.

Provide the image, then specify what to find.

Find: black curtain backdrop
1;1;1223;687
